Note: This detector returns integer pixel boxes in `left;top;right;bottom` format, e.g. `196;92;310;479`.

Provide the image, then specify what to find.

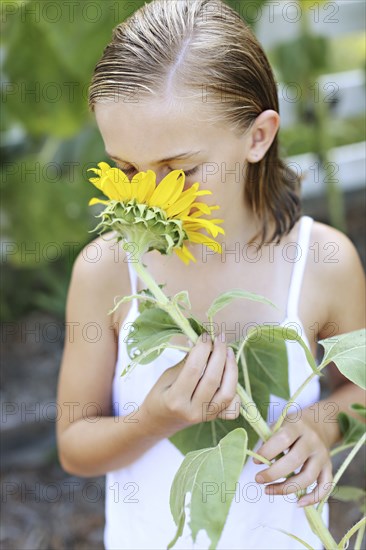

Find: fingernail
227;347;235;359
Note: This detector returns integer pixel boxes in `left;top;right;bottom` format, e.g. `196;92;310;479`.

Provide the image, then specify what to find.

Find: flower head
88;162;225;264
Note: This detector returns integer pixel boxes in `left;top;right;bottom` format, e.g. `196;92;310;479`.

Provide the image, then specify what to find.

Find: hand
140;332;241;439
252;411;334;507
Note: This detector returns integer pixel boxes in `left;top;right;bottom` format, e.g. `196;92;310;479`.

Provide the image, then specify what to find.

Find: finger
162;355;189;388
217;393;241;420
191;334;228;405
253;425;301;469
173;334;213;396
255;437;308;484
264;455;322;496
297;461;334;507
210;348;239;414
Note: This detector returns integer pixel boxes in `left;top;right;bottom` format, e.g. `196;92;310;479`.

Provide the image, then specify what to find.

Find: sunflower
87;162;225;264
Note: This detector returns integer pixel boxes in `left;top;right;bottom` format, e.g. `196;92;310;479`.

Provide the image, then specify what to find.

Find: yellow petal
189;202;212;215
97;161;112;173
165;187;199;217
100;168;132;201
194;190;212;196
185;230;222;253
88;197;110;206
188;205;220;218
174;243;197;264
131;170;157;203
182;217;225;237
88;176;104;192
148;170;185;208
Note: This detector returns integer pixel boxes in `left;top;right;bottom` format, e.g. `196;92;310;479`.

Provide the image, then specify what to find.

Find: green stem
235;337;252;399
240;349;252;400
132;256;198;343
238;405;336;550
272;371;318;433
207;315;215;342
303;506;338;550
317;433;366;514
338;517;366;550
237;385;337;549
355;520;366;550
237;383;272;441
246;450;272;467
330;442;356;457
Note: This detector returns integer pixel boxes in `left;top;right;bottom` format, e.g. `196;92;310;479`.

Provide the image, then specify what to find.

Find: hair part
88;0;302;246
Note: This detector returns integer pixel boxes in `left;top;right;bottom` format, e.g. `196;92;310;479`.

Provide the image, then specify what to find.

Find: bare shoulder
307;221;365;337
70;231;132;332
56;231;132;439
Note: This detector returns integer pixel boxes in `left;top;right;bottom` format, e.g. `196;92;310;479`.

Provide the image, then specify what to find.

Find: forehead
94;98;219;161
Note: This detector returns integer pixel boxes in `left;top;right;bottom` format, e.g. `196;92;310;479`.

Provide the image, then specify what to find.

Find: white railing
286;141;366;198
256;0;365;49
279;69;365;128
254;0;366;198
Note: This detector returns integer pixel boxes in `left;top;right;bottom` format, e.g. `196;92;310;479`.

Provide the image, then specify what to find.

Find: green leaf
319;329;366;388
329;485;366;503
274;325;318;373
172;290;191;311
126;308;183;364
168;428;247;550
337;411;366;445
329;484;366;517
108;293;157;315
135;285;165;314
206;289;277;319
244;325;290;401
169;412;252;457
350;403;366;418
125;307;203;366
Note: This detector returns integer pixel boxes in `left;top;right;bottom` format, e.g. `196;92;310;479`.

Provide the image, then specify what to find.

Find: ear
246;110;280;163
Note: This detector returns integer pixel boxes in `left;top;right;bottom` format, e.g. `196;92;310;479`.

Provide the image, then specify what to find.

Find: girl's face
94;98;254;212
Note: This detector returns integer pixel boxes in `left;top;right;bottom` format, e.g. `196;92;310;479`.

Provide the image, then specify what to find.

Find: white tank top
104;215;329;549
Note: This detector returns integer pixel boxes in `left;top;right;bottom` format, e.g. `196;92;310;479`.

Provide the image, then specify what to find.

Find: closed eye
115;164;199;178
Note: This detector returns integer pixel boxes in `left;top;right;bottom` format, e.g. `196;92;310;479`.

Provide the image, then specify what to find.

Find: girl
56;1;365;549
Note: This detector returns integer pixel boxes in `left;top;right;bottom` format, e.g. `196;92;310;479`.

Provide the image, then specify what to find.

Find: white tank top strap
285;215;314;319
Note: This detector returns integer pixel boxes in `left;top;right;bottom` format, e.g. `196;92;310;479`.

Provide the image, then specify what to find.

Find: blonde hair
88;0;301;245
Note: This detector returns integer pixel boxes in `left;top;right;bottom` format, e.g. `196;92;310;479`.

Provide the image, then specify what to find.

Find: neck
200;200;269;266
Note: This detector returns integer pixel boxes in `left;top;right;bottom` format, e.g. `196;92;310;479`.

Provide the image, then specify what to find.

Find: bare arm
252;226;365;506
56;235;240;477
302;225;366;448
56;235;169;477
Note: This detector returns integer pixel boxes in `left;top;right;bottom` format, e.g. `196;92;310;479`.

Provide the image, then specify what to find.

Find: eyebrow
106;150;203;165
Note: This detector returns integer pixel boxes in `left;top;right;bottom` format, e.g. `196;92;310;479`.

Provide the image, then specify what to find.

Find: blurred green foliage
1;0;364;321
1;0;147;321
